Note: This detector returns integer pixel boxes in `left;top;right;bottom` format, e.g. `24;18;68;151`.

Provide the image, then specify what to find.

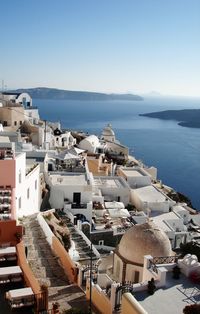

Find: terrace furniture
6;287;34;308
0;246;16;262
0;266;22;280
0;246;16;257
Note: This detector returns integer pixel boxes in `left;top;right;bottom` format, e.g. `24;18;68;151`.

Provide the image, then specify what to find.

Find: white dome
118;221;172;264
79;135;100;153
102;124;115;137
182;254;199;266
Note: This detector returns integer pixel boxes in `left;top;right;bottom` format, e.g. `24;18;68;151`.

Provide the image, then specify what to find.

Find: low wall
86;281;112;314
97;273;113;289
37;211;54;246
37;212;77;284
17;241;41;294
121;293;148;314
52;237;77;283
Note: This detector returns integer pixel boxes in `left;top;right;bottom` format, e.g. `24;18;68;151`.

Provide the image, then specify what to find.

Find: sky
0;0;200;97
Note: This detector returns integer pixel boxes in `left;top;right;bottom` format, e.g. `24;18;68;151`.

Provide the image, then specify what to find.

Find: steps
62;218;98;261
21;214;89;311
22;215;68;287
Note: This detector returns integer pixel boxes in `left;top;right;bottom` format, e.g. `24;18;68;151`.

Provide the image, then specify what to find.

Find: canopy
56;152;80;161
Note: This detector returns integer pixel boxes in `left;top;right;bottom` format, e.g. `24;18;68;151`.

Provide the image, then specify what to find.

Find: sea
34;96;200;210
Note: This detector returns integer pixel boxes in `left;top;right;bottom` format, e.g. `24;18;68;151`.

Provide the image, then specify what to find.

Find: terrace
0;244;34;314
92;201;134;234
134;271;200;314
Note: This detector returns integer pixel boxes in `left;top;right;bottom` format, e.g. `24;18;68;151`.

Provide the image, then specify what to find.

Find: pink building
0;143;16;220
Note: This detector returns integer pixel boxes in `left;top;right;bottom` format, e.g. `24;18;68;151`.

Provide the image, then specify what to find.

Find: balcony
0;149;14;160
64;202;88;210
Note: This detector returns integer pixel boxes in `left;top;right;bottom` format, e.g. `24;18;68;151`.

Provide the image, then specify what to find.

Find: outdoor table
0;246;16;257
0;266;22;277
7;287;34;309
7;287;34;300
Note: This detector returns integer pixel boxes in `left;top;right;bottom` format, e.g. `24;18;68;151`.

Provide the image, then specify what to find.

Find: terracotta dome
118;221;172;264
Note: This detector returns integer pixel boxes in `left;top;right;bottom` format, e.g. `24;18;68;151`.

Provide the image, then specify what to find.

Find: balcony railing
152;255;179;265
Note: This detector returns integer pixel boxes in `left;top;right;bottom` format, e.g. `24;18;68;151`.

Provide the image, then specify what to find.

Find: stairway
22;214;88;311
61;218;98;261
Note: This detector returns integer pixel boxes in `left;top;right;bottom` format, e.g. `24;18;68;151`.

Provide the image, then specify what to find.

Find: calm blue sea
34;96;200;210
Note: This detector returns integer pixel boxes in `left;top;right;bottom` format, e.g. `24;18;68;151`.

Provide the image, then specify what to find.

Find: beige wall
121;293;148;314
17;241;41;295
52;237;77;283
86;281;112;314
0;107;24;129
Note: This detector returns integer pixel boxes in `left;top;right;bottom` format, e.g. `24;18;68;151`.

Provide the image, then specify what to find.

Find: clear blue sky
0;0;200;97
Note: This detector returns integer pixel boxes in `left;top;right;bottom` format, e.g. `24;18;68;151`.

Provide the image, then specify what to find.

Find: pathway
22;214;89;312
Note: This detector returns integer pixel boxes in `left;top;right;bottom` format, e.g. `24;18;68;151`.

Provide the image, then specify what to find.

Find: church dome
102;124;115;137
118;221;172;265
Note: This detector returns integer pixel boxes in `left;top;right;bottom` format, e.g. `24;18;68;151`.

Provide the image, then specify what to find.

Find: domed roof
118;221;172;264
102;124;115;137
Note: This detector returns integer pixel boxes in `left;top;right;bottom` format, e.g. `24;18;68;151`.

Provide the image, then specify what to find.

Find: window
27;188;30;199
134;271;139;283
19;171;21;184
3;121;7;126
20;121;22;125
35;180;37;190
18;197;21;209
98;240;104;246
14;121;17;126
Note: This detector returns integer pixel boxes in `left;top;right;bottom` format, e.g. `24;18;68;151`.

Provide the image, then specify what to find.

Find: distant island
140;109;200;128
10;87;143;101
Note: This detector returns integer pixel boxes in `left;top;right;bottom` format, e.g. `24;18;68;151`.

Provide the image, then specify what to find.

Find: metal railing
152;255;178;265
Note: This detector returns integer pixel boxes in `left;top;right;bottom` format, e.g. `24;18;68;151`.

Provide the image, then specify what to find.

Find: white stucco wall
130;187;170;213
24;164;40;216
24;108;40;124
118;167;152;189
49;181;93;209
15;153;40;217
15;153;26;216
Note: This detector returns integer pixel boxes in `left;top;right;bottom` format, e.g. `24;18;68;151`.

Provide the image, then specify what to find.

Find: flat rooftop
153;212;179;232
134;186;167;202
135;272;200;314
50;173;88;186
122;168;149;178
94;176;128;189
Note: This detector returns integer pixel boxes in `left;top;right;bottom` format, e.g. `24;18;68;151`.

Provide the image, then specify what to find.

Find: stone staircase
61;218;98;261
22;214;89;312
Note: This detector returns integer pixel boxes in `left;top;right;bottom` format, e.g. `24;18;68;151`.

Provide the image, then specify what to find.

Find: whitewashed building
93;176;130;205
79;135;105;154
118;166;152;188
15;152;41;217
130;185;175;213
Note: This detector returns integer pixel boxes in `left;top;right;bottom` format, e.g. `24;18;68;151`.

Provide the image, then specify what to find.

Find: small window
98;240;104;246
27;188;30;199
20;121;22;125
18;197;21;209
35;180;37;190
19;171;21;184
3;121;7;126
14;121;17;126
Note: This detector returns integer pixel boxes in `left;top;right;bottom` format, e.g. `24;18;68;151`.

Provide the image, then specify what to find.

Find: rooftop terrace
135;271;200;314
